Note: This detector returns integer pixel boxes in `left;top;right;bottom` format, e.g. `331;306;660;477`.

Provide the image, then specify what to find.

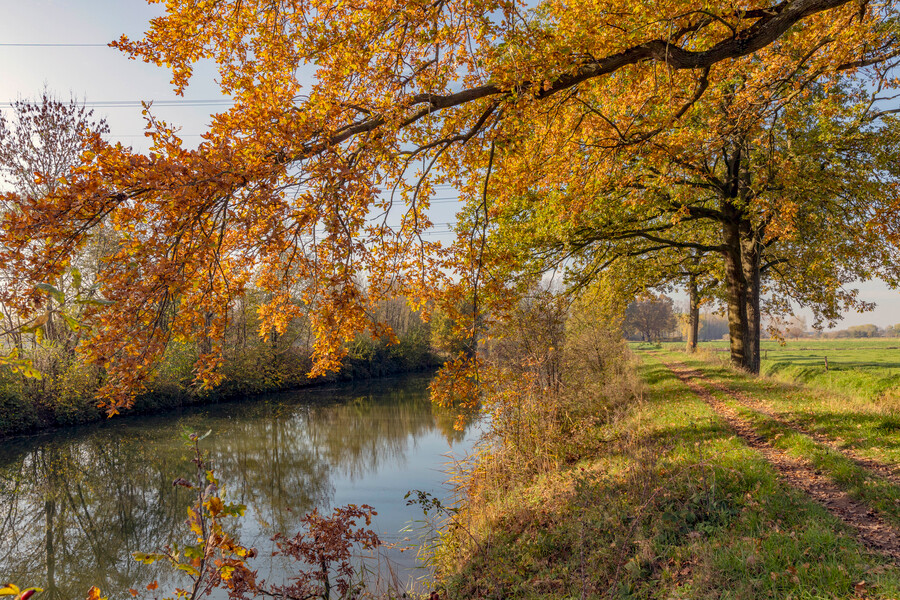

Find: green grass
651;338;900;403
665;348;900;467
666;351;900;527
437;353;900;599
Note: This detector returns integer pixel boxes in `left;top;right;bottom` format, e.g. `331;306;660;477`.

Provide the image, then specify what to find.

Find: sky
1;0;898;330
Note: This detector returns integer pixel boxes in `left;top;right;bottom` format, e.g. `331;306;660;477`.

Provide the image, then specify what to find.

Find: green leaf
176;564;201;577
183;546;204;560
70;268;82;290
132;552;166;565
74;298;116;307
35;283;64;305
15;364;43;380
223;503;247;517
61;314;82;332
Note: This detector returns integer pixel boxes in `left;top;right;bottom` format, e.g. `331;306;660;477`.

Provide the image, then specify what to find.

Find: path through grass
438;352;900;598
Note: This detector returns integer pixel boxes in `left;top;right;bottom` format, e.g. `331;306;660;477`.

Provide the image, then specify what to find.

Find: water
0;374;478;599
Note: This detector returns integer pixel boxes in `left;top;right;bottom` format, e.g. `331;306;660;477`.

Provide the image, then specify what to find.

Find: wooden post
824;355;829;371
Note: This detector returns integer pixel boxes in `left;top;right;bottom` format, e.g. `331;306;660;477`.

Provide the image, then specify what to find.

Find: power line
116;134;206;138
0;43;110;47
0;100;233;109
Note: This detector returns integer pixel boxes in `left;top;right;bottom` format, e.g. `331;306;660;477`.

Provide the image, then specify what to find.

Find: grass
667;351;900;527
666;346;900;467
658;338;900;402
435;352;900;599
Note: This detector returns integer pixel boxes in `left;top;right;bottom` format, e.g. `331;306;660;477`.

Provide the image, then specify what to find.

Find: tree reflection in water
0;374;476;600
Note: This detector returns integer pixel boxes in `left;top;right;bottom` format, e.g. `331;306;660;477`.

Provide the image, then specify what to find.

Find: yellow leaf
205;496;224;516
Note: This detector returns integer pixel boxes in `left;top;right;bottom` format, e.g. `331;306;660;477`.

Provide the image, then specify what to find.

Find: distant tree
886;324;900;338
770;315;808;340
624;295;677;342
847;324;880;338
699;313;730;341
0;91;110;370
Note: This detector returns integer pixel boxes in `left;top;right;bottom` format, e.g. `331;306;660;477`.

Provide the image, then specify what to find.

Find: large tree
1;0;897;406
483;63;900;372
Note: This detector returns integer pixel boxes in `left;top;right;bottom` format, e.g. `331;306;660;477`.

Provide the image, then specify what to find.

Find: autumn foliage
1;0;899;408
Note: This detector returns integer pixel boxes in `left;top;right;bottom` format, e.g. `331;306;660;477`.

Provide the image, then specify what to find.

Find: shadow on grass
793;410;900;449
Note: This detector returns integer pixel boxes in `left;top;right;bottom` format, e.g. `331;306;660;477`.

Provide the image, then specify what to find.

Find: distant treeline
804;323;900;339
621;295;729;342
621;295;900;343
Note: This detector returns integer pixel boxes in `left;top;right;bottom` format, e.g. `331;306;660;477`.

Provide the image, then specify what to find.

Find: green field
649;339;900;403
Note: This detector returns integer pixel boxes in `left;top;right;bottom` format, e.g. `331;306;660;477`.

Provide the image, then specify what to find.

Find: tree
623;295;677;342
770;315;808;339
1;0;897;407
683;257;720;352
482;57;900;373
0;93;111;380
700;313;730;341
847;323;880;338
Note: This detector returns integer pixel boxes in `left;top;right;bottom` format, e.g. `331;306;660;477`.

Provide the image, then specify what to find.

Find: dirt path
680;359;900;487
660;358;900;563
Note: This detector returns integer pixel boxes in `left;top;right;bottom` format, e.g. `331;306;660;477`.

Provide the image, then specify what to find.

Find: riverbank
0;343;442;439
433;348;900;598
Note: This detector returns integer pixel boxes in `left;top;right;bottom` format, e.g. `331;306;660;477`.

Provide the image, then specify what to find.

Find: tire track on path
660;358;900;563
683;359;900;487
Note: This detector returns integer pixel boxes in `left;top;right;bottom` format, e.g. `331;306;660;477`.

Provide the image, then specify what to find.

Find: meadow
656;338;900;403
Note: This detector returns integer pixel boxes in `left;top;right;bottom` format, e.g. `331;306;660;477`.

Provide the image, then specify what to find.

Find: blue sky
0;0;225;152
1;0;897;329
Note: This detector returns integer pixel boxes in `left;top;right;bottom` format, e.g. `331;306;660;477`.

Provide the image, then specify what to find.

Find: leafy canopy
1;0;897;407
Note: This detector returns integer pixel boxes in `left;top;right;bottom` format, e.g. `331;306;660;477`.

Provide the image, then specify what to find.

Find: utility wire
0;100;233;109
0;43;110;47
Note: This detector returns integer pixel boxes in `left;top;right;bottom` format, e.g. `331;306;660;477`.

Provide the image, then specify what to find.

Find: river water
0;374;478;599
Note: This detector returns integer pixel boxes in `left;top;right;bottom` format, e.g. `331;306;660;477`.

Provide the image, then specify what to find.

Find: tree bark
718;140;764;374
720;215;763;373
740;227;762;374
722;215;749;370
686;272;700;352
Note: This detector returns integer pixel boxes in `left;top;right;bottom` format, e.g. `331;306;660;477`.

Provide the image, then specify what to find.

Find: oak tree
483;62;900;372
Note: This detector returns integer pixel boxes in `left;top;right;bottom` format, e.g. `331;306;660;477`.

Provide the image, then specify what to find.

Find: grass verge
670;350;900;468
435;353;900;599
660;339;900;404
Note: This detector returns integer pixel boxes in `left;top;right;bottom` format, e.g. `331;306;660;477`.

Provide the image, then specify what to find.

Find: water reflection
0;374;475;599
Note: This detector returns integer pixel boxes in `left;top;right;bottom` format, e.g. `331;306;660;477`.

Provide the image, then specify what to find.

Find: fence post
824;355;829;371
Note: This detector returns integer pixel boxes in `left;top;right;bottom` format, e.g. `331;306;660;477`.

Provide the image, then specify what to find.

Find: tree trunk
686;272;700;353
722;218;749;370
718;140;764;374
721;207;762;374
199;312;214;355
740;227;762;374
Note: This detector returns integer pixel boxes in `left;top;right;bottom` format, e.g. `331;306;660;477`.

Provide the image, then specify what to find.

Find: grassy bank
434;349;900;598
0;333;441;439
